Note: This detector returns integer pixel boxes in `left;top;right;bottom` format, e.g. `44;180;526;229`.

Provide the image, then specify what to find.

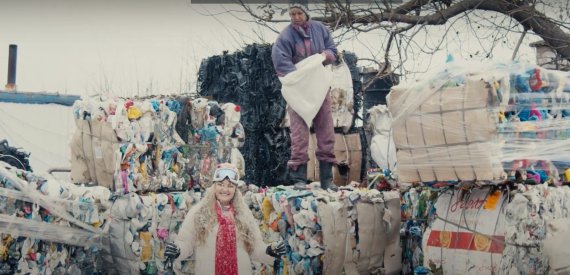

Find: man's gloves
164;242;180;259
266;241;286;258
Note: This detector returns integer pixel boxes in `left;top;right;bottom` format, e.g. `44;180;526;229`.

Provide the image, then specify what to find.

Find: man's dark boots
289;164;308;190
319;161;338;191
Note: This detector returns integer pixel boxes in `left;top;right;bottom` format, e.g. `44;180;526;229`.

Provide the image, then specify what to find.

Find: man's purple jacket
271;20;337;77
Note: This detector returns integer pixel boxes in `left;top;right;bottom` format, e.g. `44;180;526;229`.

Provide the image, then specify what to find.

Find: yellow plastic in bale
127;106;142;120
261;196;274;223
158;243;165;259
92;221;102;228
172;163;180;174
139;164;147;181
140;231;153;261
484;191;501;210
0;245;6;261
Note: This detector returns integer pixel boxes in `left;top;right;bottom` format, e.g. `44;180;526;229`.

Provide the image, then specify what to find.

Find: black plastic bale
341;52;364;133
362;73;399;113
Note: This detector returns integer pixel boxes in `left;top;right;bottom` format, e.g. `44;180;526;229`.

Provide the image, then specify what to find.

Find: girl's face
214;179;236;205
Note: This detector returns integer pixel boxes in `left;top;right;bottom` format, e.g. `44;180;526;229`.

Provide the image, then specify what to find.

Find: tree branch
312;0;570;61
393;0;437;15
512;28;528;60
228;0;570;62
313;0;484;25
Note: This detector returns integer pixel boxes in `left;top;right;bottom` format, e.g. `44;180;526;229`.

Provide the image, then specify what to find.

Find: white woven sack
329;57;354;132
368;105;397;170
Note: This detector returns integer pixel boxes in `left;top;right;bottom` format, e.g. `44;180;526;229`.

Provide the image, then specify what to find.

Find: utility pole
5;44;18;91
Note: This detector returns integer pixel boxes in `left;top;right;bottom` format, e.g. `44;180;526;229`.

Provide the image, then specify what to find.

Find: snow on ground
0;102;75;176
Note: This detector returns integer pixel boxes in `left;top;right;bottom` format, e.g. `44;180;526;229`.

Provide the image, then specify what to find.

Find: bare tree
224;0;570;83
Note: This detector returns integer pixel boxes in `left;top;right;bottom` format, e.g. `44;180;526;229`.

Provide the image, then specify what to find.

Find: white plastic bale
0;165;106;274
497;185;570;274
69;119;92;184
349;202;385;274
343;216;358;275
81;114;97;183
543;218;570;274
89;119;103;180
389;74;502;183
391;62;570;186
370;200;387;273
317;196;348;275
90;120;111;188
102;196;141;274
423;188;507;274
100;121;120;186
383;191;402;275
243;187;403;275
0;161;206;274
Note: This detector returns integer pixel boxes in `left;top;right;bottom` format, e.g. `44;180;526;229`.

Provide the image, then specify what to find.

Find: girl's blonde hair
192;185;258;254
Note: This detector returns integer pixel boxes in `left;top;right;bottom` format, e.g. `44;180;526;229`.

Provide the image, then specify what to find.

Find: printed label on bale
423;188;506;274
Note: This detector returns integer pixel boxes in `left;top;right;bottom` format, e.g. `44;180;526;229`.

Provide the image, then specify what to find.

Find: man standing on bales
271;2;338;190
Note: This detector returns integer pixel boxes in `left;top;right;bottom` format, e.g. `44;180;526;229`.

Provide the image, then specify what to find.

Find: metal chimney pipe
6;44;17;90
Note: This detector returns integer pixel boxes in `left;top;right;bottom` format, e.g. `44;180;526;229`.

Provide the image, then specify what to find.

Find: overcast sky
0;0;277;96
0;0;537;97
